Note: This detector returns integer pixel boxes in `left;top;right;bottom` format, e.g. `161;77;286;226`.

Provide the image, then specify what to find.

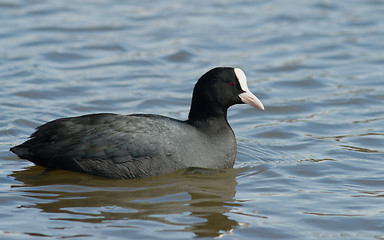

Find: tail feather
10;145;33;160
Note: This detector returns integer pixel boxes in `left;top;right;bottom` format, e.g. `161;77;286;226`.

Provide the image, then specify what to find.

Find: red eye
227;82;234;86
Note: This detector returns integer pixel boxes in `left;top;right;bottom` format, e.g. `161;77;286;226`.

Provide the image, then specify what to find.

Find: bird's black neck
187;92;230;131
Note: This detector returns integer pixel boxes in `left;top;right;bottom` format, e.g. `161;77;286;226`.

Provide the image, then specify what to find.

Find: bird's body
11;67;264;179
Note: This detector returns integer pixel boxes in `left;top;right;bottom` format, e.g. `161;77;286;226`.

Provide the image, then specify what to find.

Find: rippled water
1;0;384;239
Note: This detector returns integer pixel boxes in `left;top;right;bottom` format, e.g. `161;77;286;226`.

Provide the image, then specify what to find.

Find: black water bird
11;67;264;179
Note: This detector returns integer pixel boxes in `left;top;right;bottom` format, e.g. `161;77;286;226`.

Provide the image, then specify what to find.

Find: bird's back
11;113;236;178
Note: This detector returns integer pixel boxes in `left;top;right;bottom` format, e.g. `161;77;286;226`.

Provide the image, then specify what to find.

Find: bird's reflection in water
11;166;242;238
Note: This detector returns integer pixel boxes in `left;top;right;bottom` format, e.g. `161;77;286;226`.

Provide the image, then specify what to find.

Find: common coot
11;67;264;179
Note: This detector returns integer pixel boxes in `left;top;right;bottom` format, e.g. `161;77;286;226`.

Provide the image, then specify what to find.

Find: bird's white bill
234;68;265;110
239;91;265;110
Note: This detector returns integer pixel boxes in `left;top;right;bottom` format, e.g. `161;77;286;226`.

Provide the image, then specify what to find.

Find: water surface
1;0;384;239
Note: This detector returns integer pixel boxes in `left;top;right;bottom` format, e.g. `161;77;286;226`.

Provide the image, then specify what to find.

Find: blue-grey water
1;0;384;239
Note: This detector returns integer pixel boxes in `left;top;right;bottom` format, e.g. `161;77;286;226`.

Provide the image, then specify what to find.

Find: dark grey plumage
11;67;264;179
